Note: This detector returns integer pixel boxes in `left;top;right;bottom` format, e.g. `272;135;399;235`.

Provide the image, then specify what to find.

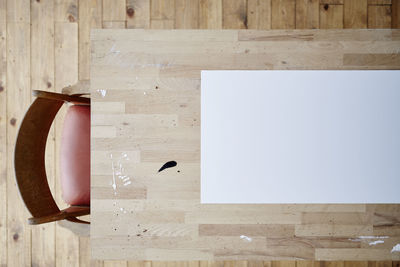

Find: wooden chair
14;82;91;228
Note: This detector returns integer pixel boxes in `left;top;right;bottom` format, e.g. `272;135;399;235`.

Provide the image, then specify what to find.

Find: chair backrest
14;89;91;225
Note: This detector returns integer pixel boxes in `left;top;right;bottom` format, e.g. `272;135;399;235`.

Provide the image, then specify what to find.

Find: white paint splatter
97;89;107;98
110;44;121;54
111;161;117;190
349;236;389;242
109;152;137;220
392;243;400;253
358;236;389;239
240;235;252;242
368;240;385;246
125;62;172;70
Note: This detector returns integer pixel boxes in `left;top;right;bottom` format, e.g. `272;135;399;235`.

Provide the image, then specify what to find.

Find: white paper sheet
201;70;400;203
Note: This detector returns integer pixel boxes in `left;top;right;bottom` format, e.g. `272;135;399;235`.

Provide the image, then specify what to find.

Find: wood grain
320;4;344;29
344;0;368;28
6;0;30;22
126;0;151;28
30;0;56;266
199;0;222;29
368;0;391;4
320;0;343;4
271;0;296;29
103;0;127;22
103;21;127;29
151;0;175;28
247;0;271;29
79;0;102;80
7;19;31;267
90;29;400;261
55;0;77;22
296;0;319;29
176;0;200;29
368;5;392;29
394;0;400;28
0;0;6;265
1;0;399;266
222;0;247;29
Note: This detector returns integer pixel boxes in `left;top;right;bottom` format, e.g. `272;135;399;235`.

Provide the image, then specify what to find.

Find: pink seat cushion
60;105;90;206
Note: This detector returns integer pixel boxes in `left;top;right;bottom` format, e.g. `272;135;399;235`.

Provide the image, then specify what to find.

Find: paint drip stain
158;161;177;172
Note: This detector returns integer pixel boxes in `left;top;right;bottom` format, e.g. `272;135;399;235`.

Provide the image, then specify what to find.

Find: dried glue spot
349;236;389;242
110;44;120;54
97;89;107;98
369;240;384;246
240;235;252;242
392;243;400;253
349;236;389;247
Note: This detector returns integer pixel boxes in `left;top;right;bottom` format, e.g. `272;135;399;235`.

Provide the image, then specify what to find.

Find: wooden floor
0;0;399;266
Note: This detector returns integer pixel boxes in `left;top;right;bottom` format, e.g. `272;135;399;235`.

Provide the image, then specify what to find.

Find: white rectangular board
201;70;400;204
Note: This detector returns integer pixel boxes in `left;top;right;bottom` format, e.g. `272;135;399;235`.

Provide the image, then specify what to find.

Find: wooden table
90;29;400;261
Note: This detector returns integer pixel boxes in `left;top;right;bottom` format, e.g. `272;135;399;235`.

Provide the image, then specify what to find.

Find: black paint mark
158;161;177;172
324;4;329;11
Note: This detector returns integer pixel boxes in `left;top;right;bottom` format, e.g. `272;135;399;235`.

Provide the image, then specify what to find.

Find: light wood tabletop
90;29;400;261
